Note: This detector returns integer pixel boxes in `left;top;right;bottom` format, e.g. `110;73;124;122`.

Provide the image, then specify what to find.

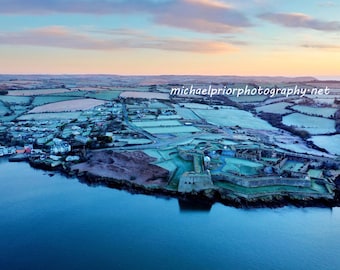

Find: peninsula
1;75;340;208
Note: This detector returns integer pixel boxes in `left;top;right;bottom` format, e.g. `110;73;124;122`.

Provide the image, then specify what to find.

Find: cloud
0;0;157;15
0;0;252;34
318;1;337;8
301;43;340;50
0;26;236;53
154;0;252;33
184;0;232;9
259;12;340;31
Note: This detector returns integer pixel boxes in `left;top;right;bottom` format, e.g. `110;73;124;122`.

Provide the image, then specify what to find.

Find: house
50;139;71;155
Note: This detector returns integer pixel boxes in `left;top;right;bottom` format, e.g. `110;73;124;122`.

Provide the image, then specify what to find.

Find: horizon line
1;73;340;78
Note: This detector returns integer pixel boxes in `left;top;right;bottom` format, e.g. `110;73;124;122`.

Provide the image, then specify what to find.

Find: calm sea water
0;158;340;270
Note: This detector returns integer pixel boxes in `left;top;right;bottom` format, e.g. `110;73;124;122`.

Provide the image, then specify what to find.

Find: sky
0;0;339;77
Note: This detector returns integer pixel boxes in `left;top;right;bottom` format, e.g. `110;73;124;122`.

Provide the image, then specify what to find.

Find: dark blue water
1;158;340;270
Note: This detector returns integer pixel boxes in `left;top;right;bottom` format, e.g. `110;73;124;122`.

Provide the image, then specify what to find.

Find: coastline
27;156;340;209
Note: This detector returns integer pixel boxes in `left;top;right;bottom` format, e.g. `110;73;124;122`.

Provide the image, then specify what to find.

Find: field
0;95;31;104
192;107;275;130
18;112;81;121
8;88;70;96
85;90;122;100
120;91;169;100
311;135;340;155
133;120;182;128
158;115;182;120
0;101;10;115
256;102;292;114
143;126;200;134
307;94;340;105
291;105;337;118
29;99;106;113
173;104;201;120
282;113;336;134
229;95;268;103
32;96;82;106
148;101;170;109
179;103;212;109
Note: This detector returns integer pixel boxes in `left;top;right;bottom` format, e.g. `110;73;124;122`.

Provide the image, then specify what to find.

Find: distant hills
1;74;338;86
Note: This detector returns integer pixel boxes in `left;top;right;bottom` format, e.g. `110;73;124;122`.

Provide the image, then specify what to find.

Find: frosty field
192;107;275;130
292;105;337;118
29;99;106;113
311;135;340;155
283;113;336;134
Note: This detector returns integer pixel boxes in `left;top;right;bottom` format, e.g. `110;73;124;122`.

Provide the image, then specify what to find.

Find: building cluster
177;139;339;199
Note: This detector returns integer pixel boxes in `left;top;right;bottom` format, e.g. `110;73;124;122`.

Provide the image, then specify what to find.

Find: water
1;159;340;270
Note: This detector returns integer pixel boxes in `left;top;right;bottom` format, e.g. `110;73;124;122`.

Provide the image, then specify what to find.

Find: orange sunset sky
0;0;339;78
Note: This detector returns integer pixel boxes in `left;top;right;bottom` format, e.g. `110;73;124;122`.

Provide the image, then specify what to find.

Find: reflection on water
1;160;340;270
178;199;212;212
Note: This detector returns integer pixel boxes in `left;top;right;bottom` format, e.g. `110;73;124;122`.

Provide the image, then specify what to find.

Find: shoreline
27;157;340;209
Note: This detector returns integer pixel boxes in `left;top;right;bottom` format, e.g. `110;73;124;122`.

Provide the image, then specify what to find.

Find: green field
229;95;268;103
311;135;340;155
18;112;81;121
291;105;337;118
86;90;122;100
0;101;10;115
179;103;212;109
51;91;87;97
283;113;336;134
0;95;31;104
143;126;200;134
133;120;182;128
256;102;292;114
148;101;170;109
32;96;82;106
192;108;275;130
173;104;201;120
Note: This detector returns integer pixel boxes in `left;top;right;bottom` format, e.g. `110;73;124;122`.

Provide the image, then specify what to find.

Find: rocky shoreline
27;156;340;209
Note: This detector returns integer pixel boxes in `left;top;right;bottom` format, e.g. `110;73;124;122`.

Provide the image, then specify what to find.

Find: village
1;75;340;207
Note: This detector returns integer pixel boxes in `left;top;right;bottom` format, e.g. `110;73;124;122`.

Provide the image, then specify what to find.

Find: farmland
0;95;31;104
8;88;70;96
142;126;200;134
32;96;82;106
256;102;292;114
311;135;340;155
291;105;337;118
0;101;10;116
18;112;82;121
133;120;183;128
120;91;169;100
192;107;275;130
29;99;106;113
0;75;339;209
282;113;336;134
